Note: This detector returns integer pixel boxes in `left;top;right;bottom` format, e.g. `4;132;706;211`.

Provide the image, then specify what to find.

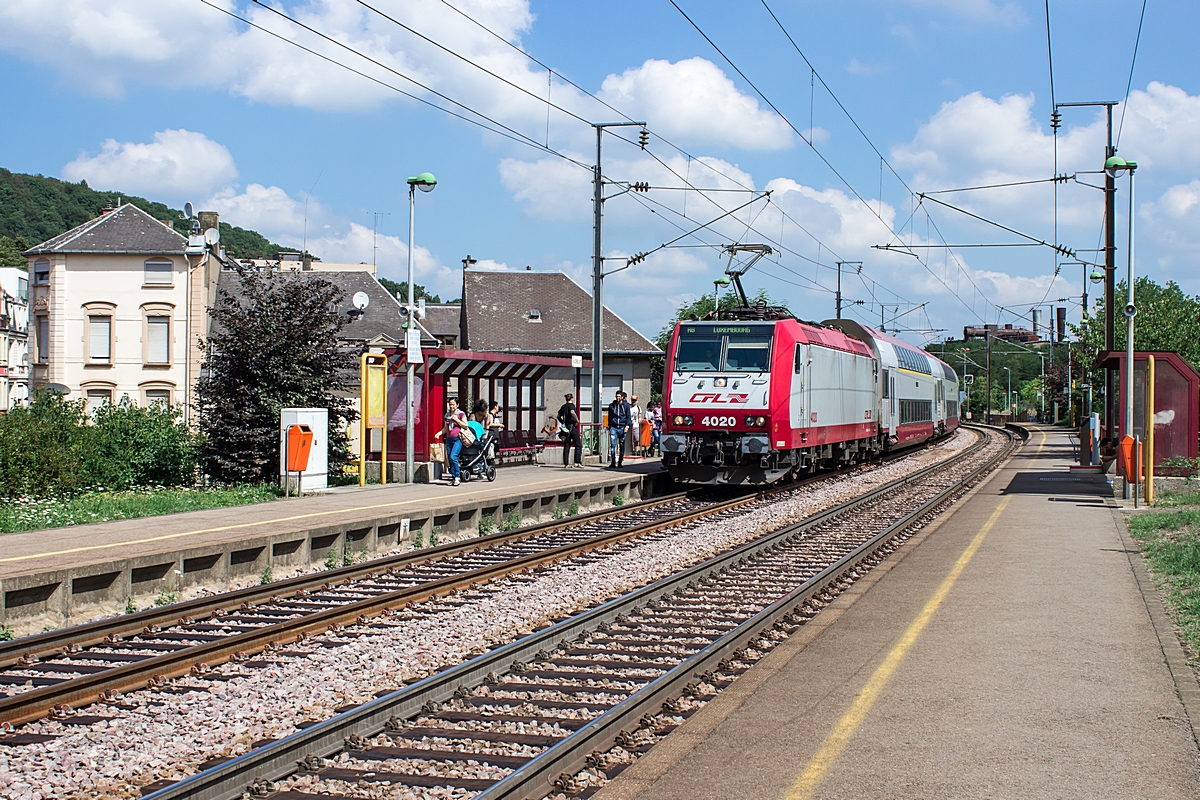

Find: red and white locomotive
660;310;959;485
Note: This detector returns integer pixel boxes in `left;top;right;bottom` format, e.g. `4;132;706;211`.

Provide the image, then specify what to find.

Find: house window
144;259;174;285
17;277;28;303
88;315;112;362
145;388;171;406
85;388;112;414
36;316;49;363
146;316;170;364
34;259;50;285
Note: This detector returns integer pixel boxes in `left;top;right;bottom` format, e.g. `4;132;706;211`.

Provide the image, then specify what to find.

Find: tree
376;277;451;304
1072;277;1200;371
0;235;28;267
650;288;787;401
196;266;358;484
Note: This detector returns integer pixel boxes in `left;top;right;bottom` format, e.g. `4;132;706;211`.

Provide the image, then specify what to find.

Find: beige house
24;203;224;418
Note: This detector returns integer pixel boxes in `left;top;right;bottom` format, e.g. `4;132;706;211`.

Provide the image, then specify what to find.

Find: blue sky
3;0;1198;343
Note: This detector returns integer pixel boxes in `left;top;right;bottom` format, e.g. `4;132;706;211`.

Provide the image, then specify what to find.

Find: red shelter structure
372;348;589;461
1097;350;1200;469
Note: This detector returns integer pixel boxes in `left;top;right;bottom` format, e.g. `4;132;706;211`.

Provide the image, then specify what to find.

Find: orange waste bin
286;424;314;472
1118;434;1136;483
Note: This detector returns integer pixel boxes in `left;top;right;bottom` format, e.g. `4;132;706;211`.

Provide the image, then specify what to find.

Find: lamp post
405;172;437;484
713;276;731;321
1105;155;1137;497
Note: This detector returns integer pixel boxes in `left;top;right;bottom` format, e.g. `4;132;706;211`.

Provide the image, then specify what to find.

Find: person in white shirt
628;394;643;456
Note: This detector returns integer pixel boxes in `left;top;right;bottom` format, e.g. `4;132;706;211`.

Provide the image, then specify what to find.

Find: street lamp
1106;155;1137;495
405;171;437;484
713;276;731;321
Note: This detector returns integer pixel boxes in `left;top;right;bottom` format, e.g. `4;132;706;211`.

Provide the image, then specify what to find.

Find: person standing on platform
606;391;632;468
628;394;643;457
557;393;583;469
434;397;469;486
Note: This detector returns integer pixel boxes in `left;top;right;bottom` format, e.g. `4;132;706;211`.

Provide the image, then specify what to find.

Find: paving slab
602;426;1200;800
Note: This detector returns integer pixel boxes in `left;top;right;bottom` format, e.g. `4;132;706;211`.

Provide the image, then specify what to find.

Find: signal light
639;128;650;149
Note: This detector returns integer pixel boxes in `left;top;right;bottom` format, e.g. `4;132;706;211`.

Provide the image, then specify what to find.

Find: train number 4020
700;415;737;427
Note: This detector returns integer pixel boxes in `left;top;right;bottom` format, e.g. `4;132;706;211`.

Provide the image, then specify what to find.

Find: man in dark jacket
606;391;632;468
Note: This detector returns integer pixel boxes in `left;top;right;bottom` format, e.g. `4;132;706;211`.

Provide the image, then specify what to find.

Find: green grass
0;485;280;534
1128;506;1200;667
1153;489;1200;508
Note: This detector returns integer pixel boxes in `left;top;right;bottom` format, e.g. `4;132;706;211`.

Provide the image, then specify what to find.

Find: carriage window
675;336;722;371
882;369;890;398
724;334;772;372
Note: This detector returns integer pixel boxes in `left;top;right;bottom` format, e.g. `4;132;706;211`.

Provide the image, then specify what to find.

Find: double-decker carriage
660;310;959;486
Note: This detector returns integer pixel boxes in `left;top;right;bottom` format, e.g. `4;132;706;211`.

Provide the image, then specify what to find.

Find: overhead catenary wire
427;0;921;309
1116;0;1149;148
207;0;590;170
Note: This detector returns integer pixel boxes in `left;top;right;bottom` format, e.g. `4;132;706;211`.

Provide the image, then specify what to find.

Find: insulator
638;128;650;149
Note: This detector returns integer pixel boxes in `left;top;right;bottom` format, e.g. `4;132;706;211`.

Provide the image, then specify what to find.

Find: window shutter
148;317;169;363
89;316;111;361
144;259;174;285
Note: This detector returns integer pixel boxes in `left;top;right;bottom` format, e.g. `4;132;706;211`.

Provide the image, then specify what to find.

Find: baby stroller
459;429;498;482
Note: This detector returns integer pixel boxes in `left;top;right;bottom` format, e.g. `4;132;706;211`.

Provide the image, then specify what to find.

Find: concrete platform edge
591;440;1019;800
1113;506;1200;748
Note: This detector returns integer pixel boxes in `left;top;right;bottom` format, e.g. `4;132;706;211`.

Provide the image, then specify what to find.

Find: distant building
234;251;378;276
423;269;660;425
0;267;29;410
962;324;1039;344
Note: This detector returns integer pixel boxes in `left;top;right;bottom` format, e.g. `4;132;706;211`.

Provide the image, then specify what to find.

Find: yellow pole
380;376;388;486
1146;354;1155;505
359;353;368;486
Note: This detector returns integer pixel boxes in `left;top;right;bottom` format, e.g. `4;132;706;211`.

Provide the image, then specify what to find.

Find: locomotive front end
661;321;786;484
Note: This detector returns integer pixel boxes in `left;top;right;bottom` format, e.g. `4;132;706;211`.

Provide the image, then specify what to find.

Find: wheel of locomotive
485;464;497;482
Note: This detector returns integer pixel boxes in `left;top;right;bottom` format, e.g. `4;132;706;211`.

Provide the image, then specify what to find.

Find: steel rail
144;425;1007;800
0;436;963;726
0;490;693;668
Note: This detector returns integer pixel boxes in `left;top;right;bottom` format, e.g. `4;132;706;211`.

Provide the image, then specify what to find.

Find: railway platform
0;461;666;634
599;425;1200;799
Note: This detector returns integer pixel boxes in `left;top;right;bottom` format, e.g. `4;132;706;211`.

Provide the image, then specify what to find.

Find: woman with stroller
434;398;469;486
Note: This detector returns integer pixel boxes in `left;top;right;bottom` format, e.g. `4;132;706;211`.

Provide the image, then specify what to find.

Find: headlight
756;416;766;426
672;415;684;425
744;416;755;426
683;415;694;425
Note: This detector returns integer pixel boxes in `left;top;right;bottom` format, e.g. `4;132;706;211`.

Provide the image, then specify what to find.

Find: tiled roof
24;203;186;255
462;270;659;355
216;269;408;343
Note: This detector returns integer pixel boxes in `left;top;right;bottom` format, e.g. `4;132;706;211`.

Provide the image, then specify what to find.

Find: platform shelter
1097;350;1199;468
373;348;589;461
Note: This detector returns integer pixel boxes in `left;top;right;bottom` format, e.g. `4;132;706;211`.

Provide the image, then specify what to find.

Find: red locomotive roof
783;318;875;358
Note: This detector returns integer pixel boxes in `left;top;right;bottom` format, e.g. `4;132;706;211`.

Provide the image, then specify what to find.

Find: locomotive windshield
674;324;774;373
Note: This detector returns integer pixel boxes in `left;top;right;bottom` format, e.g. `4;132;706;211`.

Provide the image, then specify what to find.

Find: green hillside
0;169;295;266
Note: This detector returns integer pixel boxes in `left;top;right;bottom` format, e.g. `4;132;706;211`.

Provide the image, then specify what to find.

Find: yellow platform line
785;495;1011;800
0;478;560;565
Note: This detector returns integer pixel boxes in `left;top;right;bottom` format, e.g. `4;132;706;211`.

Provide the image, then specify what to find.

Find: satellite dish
352;291;370;310
203;228;220;245
184;202;194;219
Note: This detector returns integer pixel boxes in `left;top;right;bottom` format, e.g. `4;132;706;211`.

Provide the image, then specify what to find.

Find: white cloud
598;58;793;150
305;222;458;297
61;129;238;203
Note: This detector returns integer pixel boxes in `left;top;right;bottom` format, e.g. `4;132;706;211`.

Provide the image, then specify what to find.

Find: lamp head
407;172;438;193
1089;268;1105;284
1104;156;1137;178
714;276;731;286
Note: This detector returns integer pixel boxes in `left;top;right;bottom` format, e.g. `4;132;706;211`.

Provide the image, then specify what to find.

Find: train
659;308;960;485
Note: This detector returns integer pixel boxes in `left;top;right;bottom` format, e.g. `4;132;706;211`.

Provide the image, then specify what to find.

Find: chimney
302;252;313;271
197;211;220;236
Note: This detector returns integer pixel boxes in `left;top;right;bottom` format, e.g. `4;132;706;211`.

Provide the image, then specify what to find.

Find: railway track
137;425;1011;800
0;437;957;729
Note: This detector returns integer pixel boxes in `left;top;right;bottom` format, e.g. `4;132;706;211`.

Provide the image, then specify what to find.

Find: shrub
259;565;274;585
568;499;580;517
479;513;495;538
501;510;521;531
613;491;625;506
0;391;199;497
